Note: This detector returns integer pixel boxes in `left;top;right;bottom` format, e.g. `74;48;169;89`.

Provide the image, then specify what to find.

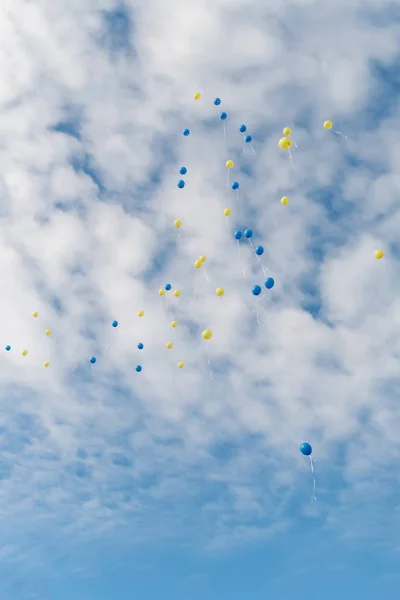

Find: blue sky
0;0;400;598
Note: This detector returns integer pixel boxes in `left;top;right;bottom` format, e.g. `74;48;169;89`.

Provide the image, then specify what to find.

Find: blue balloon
245;135;252;143
112;320;118;327
244;228;253;239
90;357;96;364
214;98;221;106
234;230;242;240
183;128;190;136
136;365;142;372
5;346;11;351
219;112;227;120
179;166;187;175
165;284;171;291
239;124;247;133
232;181;239;190
300;442;312;456
264;277;275;289
177;180;185;189
137;342;144;350
255;246;264;256
252;285;262;296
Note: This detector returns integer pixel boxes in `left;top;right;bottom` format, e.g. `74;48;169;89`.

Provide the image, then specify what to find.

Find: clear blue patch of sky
99;5;136;56
50;104;83;140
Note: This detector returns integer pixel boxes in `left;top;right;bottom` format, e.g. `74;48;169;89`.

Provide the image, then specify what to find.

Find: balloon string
222;123;227;143
203;267;210;282
248;240;268;276
309;456;317;502
330;129;347;138
292;139;299;149
288;148;295;168
205;346;213;380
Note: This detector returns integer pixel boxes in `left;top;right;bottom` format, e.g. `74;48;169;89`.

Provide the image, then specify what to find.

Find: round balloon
136;365;142;372
232;181;239;190
112;320;118;327
244;228;253;238
5;346;10;351
165;283;172;291
214;98;221;106
252;285;261;296
239;125;247;133
255;245;264;256
216;287;224;297
226;160;234;169
193;92;201;100
202;329;212;340
219;112;227;120
174;219;182;228
281;196;289;206
177;180;185;189
137;342;144;350
234;230;242;240
183;128;190;136
374;249;384;259
174;290;181;297
178;361;184;368
324;120;333;130
90;357;96;364
300;442;312;456
245;135;252;143
264;277;275;289
283;127;292;136
179;167;187;175
224;208;231;216
279;137;292;150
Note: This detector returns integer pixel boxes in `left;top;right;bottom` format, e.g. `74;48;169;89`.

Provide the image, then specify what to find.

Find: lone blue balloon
214;98;221;106
232;181;239;190
219;112;227;120
137;342;144;350
252;285;261;296
5;346;11;351
244;228;253;239
245;135;252;143
90;357;96;364
239;125;247;133
177;180;185;189
165;284;171;291
179;166;187;175
136;365;142;372
300;442;312;456
264;277;275;289
255;246;264;256
183;128;190;136
234;230;242;240
112;320;118;327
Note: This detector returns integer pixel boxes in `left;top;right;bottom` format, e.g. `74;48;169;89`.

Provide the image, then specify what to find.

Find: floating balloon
44;361;50;368
244;228;253;239
112;320;118;327
138;310;144;317
202;329;212;340
183;128;190;136
45;329;51;336
323;120;332;130
265;277;275;289
171;320;177;328
226;160;234;169
234;230;242;240
216;288;224;297
279;137;292;150
232;181;239;190
281;196;289;206
219;112;227;120
174;219;182;228
177;180;185;189
174;289;181;297
200;255;206;263
323;120;347;138
255;245;264;256
300;442;312;456
137;342;144;350
374;249;384;259
179;166;187;175
5;346;10;351
194;259;202;269
193;92;201;100
283;126;292;136
159;289;165;296
300;442;316;501
252;285;261;296
178;361;184;368
165;283;172;291
167;341;173;349
214;98;221;106
90;356;96;364
33;312;38;318
22;350;28;356
136;365;142;372
239;125;247;133
224;208;231;216
245;135;252;143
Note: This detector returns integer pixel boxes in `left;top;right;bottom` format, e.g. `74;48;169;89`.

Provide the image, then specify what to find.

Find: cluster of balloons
4;311;52;367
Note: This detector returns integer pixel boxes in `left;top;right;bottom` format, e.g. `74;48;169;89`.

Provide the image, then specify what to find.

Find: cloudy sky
1;0;400;598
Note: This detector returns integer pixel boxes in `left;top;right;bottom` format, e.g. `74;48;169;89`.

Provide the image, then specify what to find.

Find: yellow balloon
44;361;50;368
193;92;201;100
374;249;384;259
283;127;292;136
45;329;51;336
281;196;289;206
224;208;231;216
174;289;181;297
226;160;234;169
216;288;224;297
33;311;38;318
167;341;173;349
178;361;184;369
194;259;202;269
171;320;177;328
324;120;333;130
279;137;292;150
159;289;165;296
200;255;206;263
138;310;144;317
202;329;212;340
22;350;28;356
174;219;182;228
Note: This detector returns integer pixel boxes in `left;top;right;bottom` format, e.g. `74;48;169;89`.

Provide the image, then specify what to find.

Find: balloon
183;128;190;136
179;166;187;175
283;127;292;136
202;329;212;340
323;120;332;130
33;312;38;318
44;361;50;368
112;320;118;327
177;180;185;189
244;228;253;238
200;255;206;263
226;160;234;169
219;112;227;120
165;283;172;291
193;92;201;100
374;249;384;259
45;329;51;336
171;320;177;328
194;259;202;269
239;125;247;133
178;361;184;368
234;230;242;240
232;181;239;190
174;289;181;297
216;288;224;297
214;98;221;106
245;135;252;144
174;219;182;228
300;442;312;456
167;341;173;349
21;350;28;356
255;245;264;256
279;137;292;150
138;310;144;317
159;289;165;296
90;356;96;364
137;342;144;350
264;277;275;289
281;196;289;206
252;285;261;296
224;208;231;216
136;365;142;372
5;346;10;351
